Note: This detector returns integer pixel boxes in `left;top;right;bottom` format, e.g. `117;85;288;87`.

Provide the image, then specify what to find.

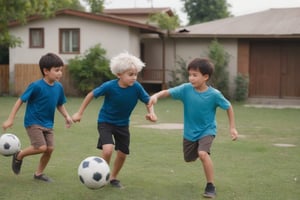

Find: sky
103;0;300;25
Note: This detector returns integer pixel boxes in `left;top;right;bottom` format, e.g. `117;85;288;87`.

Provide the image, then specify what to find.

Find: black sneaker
12;151;22;175
110;179;124;189
203;183;216;198
34;174;53;182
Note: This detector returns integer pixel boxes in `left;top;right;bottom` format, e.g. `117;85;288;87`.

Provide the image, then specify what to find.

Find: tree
182;0;232;25
0;0;84;48
208;39;230;98
84;0;104;13
234;74;248;101
149;12;180;32
168;57;189;87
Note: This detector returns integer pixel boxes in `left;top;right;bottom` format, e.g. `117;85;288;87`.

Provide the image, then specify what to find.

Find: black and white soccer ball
0;133;21;156
78;156;110;189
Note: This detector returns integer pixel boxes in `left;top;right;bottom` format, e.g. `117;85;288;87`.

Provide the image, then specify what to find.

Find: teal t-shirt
93;79;150;126
169;83;230;141
21;79;66;129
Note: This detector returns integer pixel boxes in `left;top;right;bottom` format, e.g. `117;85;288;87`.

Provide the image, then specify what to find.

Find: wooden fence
2;64;165;96
138;68;163;84
0;64;9;94
14;64;78;96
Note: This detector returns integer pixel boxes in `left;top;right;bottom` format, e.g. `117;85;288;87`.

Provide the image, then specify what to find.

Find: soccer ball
78;156;110;189
0;133;21;156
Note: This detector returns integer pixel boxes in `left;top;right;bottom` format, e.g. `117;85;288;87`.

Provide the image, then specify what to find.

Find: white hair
110;52;145;75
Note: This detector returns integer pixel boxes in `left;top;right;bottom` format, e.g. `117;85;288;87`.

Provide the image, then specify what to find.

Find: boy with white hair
72;52;157;188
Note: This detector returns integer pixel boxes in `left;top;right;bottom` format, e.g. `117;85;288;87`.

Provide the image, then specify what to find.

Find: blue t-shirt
169;83;231;141
93;79;150;126
21;79;66;129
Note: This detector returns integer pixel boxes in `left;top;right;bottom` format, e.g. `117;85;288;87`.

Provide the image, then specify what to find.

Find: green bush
168;57;188;87
68;44;114;95
208;39;230;99
234;73;249;101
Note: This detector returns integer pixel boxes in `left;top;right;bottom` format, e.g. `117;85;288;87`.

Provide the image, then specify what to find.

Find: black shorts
183;135;214;162
97;122;130;154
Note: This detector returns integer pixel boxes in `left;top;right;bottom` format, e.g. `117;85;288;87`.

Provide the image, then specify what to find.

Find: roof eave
8;9;164;34
169;33;300;39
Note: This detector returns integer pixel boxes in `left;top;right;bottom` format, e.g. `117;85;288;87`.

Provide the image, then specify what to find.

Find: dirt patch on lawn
135;123;183;130
273;143;296;147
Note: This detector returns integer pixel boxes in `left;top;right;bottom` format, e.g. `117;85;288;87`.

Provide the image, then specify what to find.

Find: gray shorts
183;135;214;162
26;125;54;148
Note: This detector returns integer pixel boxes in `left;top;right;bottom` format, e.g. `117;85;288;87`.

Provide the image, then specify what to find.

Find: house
167;7;300;102
7;9;164;95
140;7;300;102
6;7;300;103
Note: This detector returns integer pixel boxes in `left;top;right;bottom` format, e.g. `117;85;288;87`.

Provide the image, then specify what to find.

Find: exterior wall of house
170;38;238;96
142;36;238;96
128;28;141;56
142;37;163;69
9;15;141;87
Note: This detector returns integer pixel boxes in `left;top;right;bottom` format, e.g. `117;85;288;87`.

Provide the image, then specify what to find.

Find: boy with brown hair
148;58;238;198
2;53;73;182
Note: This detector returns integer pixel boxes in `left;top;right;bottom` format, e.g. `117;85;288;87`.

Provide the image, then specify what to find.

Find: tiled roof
104;7;173;16
174;8;300;38
9;9;163;34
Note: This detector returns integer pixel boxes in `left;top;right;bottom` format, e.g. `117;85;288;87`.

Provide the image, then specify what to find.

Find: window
59;29;80;54
29;28;44;48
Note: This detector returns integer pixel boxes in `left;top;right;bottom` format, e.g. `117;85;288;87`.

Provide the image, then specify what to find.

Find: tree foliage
208;39;230;98
83;0;104;13
149;12;180;32
168;57;189;87
0;0;84;47
234;74;249;101
68;44;114;95
182;0;231;25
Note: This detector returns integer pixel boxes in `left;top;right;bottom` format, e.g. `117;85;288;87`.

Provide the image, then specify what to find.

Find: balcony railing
138;68;163;84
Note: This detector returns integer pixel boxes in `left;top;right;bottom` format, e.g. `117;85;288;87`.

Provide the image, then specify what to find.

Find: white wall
171;38;238;96
8;14;239;96
9;15;141;83
142;36;238;96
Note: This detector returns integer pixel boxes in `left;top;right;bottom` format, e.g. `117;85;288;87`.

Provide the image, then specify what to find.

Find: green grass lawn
0;97;299;200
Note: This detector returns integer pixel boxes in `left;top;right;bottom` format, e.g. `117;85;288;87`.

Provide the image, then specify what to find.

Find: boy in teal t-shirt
148;58;238;198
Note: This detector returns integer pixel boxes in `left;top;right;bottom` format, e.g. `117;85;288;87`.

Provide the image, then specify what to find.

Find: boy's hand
65;116;73;128
2;119;13;131
147;96;158;108
72;112;82;123
230;128;238;141
145;113;157;122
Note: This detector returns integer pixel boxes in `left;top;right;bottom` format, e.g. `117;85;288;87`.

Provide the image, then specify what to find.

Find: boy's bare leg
110;150;126;181
199;151;214;183
17;145;47;160
12;145;49;176
102;144;114;164
199;151;216;197
35;147;53;175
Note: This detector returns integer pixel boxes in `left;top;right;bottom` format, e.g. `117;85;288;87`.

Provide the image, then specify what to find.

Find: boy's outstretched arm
57;105;73;128
2;98;23;131
227;105;238;141
145;103;157;122
72;91;94;123
148;90;170;107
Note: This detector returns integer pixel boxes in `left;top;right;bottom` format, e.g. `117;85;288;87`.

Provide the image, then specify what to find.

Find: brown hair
187;58;214;79
39;53;64;76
